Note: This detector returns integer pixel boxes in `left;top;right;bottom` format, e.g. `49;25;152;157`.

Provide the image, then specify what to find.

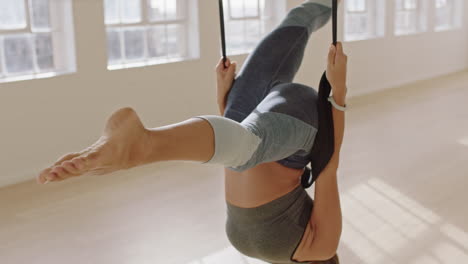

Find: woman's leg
37;108;218;184
37;1;334;184
224;0;332;122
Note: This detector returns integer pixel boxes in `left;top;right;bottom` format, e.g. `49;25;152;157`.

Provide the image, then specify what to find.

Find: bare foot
37;107;150;184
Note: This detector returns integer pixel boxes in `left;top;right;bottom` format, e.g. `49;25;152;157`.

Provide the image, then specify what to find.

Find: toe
77;152;100;173
50;166;69;181
44;171;57;182
37;168;52;184
62;161;80;175
37;152;80;184
72;157;85;170
54;152;80;166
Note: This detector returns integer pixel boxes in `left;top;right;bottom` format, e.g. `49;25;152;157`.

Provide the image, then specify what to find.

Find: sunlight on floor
440;224;468;250
341;178;468;264
458;136;468;146
367;179;441;224
409;254;441;264
201;246;246;264
187;246;269;264
433;241;468;262
188;178;468;264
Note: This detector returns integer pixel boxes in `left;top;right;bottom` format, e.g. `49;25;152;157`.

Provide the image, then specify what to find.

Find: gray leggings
198;1;334;264
198;0;332;172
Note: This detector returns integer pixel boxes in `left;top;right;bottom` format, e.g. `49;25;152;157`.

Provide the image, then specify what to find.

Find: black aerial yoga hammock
301;0;338;188
218;0;337;189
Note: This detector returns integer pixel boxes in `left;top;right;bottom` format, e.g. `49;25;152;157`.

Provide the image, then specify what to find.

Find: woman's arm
215;57;237;115
303;43;347;261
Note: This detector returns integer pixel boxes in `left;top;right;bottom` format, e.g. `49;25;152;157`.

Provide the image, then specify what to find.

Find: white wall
0;0;467;188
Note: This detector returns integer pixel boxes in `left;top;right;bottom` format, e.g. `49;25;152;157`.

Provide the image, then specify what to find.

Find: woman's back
225;162;318;263
225;162;303;208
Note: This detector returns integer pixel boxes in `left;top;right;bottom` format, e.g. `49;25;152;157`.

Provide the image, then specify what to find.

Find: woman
37;1;347;263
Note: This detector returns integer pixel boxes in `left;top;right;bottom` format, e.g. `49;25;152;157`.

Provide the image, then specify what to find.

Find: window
344;0;385;42
435;0;463;31
394;0;428;36
0;0;75;83
104;0;199;70
222;0;286;55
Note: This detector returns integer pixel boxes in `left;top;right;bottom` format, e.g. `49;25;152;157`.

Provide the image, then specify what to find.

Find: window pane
1;0;75;82
436;0;448;8
394;0;425;35
0;0;27;29
435;0;454;30
149;0;165;21
107;29;123;64
347;0;366;12
395;11;416;34
35;33;54;70
259;0;266;16
245;20;260;48
226;20;244;53
344;0;385;41
123;28;145;60
346;13;368;35
147;25;166;58
104;0;198;68
244;0;259;17
228;0;244;18
166;24;183;57
121;0;141;24
105;0;120;24
30;0;51;30
3;34;34;74
404;0;417;10
396;0;417;10
165;0;178;20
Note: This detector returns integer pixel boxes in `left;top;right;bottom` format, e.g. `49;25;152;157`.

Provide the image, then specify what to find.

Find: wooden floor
1;71;468;264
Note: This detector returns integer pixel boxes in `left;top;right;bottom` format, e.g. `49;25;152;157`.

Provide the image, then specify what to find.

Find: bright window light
347;0;367;12
404;0;418;10
0;0;27;30
223;0;286;56
104;0;199;70
344;0;385;42
435;0;463;31
0;0;76;83
394;0;428;36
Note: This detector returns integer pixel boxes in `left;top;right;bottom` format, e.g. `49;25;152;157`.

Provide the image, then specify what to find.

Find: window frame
344;0;385;42
227;0;261;20
104;0;194;70
434;0;462;32
222;0;286;56
346;0;368;13
394;0;428;36
0;0;75;83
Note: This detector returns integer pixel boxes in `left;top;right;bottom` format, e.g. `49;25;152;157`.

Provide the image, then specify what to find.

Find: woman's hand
216;57;237;109
326;42;348;104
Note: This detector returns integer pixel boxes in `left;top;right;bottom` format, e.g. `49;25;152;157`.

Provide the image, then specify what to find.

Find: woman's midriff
225;161;315;262
224;161;303;208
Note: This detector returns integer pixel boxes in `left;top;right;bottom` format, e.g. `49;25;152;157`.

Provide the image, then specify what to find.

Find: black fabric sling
301;0;337;189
